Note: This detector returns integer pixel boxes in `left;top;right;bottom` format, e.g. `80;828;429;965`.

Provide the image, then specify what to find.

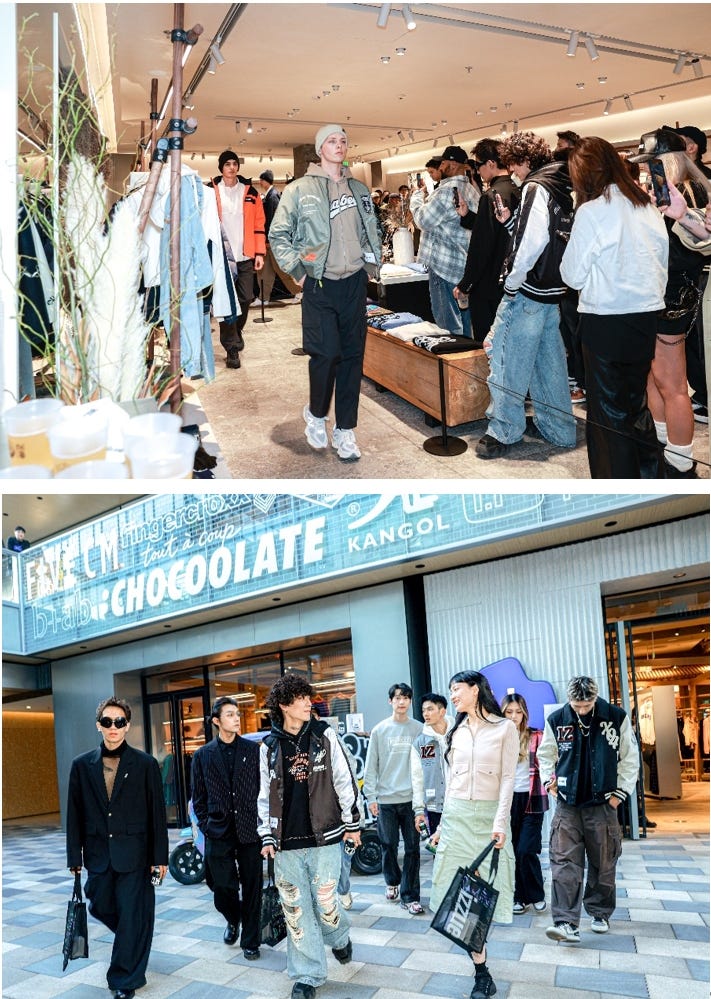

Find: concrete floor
187;302;709;481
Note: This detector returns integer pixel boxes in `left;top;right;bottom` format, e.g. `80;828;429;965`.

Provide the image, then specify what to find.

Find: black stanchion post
423;356;468;456
253;278;273;324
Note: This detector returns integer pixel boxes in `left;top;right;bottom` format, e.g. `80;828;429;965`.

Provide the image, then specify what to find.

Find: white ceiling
16;2;711;183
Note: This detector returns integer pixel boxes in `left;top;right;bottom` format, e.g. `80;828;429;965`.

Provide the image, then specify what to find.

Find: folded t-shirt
413;334;477;354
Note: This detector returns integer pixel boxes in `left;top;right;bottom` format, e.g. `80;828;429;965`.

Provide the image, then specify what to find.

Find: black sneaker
332;939;352;964
692;402;708;424
475;434;511;459
664;459;698;479
291;984;316;999
470;966;497;998
226;350;241;369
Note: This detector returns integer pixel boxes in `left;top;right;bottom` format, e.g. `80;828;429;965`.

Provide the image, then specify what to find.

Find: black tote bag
260;856;287;947
430;839;500;954
62;872;89;971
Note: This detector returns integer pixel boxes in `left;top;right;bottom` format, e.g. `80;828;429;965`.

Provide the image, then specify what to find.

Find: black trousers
510;792;545;905
377;801;421;903
85;866;155;991
686;269;708;406
301;269;368;429
204;834;263;950
233;258;256;337
559;289;585;390
580;314;663;479
470;288;503;347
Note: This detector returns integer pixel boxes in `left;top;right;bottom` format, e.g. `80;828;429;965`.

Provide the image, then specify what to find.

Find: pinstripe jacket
191;735;261;844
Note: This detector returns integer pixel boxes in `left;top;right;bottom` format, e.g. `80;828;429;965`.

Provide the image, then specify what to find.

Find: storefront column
293;143;317;179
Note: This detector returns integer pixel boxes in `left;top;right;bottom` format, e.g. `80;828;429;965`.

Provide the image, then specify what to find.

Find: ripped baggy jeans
275;843;350;986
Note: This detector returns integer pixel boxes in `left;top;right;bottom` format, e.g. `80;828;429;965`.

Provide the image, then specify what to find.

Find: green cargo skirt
429;797;514;925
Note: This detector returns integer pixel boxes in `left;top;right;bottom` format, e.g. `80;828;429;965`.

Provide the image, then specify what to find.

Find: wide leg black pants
85;866;155;991
204;835;263;950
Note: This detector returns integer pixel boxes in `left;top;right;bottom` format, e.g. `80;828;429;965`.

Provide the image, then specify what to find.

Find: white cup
48;410;109;473
55;460;130;479
127;432;197;479
123;412;182;473
4;398;65;468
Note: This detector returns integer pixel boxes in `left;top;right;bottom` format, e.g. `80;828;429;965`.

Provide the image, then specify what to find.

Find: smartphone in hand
494;192;505;219
452;186;460;208
648;158;671;208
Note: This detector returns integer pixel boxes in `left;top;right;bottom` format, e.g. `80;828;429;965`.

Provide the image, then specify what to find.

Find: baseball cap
440;145;468;164
671;125;708;156
627;128;687;163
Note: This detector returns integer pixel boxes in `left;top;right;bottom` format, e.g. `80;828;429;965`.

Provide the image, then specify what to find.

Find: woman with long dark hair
500;693;549;914
429;671;518;999
560;135;669;478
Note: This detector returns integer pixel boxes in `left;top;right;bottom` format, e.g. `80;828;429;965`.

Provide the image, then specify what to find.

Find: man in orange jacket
209;151;267;368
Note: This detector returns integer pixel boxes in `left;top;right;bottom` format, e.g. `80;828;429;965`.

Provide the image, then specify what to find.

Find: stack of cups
48;409;109;475
4;399;65;472
123;413;197;479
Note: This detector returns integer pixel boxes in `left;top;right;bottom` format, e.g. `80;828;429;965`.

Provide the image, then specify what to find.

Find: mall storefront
2;492;708;830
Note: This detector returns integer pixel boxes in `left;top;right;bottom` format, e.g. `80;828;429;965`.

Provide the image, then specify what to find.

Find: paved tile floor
184;302;710;481
2;816;709;999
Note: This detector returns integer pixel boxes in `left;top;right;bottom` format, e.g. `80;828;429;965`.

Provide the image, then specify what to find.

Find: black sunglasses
99;716;128;729
473;161;487;170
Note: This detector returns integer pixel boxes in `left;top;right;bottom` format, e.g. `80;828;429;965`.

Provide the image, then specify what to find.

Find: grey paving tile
661;899;708;912
167;985;253;999
556;966;648;997
686;958;711;981
352;942;414;966
369;915;433;934
422;970;488;997
672;923;711;941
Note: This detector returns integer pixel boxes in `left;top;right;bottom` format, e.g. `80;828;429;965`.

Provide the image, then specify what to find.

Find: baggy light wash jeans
275;843;350;987
485;292;576;447
429;269;472;338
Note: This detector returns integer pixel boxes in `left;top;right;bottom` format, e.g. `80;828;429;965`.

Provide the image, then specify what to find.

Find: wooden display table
363;326;490;428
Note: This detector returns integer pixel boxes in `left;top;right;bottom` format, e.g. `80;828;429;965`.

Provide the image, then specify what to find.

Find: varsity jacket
410;717;454;817
207;175;266;260
268;164;381;282
537;698;639;806
503;160;574;303
257;719;360;851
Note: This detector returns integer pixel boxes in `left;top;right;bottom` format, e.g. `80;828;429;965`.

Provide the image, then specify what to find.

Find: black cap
628;128;687;163
218;149;239;173
672;125;707;156
440;145;468;164
15;525;25;532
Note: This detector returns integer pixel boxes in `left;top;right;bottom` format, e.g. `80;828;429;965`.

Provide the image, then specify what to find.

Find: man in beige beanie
269;125;381;461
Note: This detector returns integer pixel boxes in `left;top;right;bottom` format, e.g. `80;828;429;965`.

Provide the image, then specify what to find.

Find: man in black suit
257;169;303;305
66;697;168;999
191;696;263;959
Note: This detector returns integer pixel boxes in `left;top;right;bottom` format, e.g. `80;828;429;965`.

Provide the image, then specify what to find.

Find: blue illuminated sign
15;492;660;654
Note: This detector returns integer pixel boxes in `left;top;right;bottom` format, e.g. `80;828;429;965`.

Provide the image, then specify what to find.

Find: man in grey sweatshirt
363;682;424;913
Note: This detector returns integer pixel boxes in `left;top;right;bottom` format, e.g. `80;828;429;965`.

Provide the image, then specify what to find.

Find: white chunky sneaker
545;922;580;943
332;427;361;462
590;916;609;933
303;405;328;450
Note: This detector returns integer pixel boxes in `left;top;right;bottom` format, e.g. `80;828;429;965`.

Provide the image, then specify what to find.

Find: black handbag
658;276;701;338
260;856;287;947
430;839;500;954
62;872;89;971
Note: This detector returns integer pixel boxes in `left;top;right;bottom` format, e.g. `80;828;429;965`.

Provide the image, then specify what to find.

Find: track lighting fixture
376;3;391;29
692;58;703;78
395;47;406;56
598;75;607;84
584;35;599;61
501;123;508;136
402;4;416;30
380;55;390;64
566;30;579;57
512;119;519;132
210;41;225;66
235;120;240;132
207;55;217;75
190;152;196;160
624;94;633;111
397;130;404;141
603;98;613;115
247;121;253;133
259;155;263;163
408;130;415;142
673;53;687;74
449;134;454;144
432;138;438;148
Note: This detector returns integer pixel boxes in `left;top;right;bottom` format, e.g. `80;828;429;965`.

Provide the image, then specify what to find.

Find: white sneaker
250;298;263;308
339;892;353;910
546;922;580;943
303;406;328;450
332;427;361;462
533;900;547;912
590;916;609;933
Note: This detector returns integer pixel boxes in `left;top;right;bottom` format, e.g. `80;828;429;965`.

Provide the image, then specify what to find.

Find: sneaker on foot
533;900;547;912
470;966;497;998
303;406;328;450
664;459;698;479
226;350;241;369
400;900;425;914
590;916;609;933
546;921;580;943
339;892;353;910
385;885;400;902
512;902;528;914
331;939;352;964
475;434;511;459
570;387;586;404
692;402;708;424
291;984;316;999
332;426;361;461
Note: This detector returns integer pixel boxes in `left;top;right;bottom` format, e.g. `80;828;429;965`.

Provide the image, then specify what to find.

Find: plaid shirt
525;729;549;815
411;177;479;284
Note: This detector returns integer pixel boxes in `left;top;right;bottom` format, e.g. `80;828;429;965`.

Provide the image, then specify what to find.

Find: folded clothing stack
369;311;423;331
412;333;478;354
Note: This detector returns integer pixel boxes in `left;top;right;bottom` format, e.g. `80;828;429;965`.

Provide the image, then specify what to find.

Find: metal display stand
252;279;273;324
422;355;468;456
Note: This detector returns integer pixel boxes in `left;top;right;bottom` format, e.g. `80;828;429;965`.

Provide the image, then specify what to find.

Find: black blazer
66;744;168;873
263;186;281;238
191;735;261;843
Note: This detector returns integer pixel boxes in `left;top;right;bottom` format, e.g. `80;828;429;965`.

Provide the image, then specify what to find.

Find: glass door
147;688;209;827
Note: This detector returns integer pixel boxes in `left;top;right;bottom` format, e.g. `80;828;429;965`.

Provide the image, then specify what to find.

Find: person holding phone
560;135;669;478
628;127;711;477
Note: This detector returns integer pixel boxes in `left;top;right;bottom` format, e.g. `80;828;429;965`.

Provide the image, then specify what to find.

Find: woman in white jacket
560;135;669;479
429;671;518;999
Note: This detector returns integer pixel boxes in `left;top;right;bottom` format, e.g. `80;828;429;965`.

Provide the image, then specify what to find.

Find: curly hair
501;131;551;172
96;696;131;722
264;674;314;726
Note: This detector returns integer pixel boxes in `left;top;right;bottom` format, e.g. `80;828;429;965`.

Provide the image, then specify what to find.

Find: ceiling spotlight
476;110;484;116
576;82;585;90
210;42;225;66
394;146;399;154
376;3;391;29
603;98;613;115
395;47;406;56
566;30;579;57
512;119;519;132
190;152;195;160
381;55;390;64
624;94;633;111
598;75;608;84
448;133;454;144
402;4;416;30
259;155;263;163
432;138;438;147
387;148;392;157
332;84;340;91
235;120;240;132
408;129;415;142
247;121;253;133
489;106;497;112
692;58;704;78
207;55;217;75
201;153;205;160
673;52;687;75
501;123;508;136
397;130;405;141
584;35;599;61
